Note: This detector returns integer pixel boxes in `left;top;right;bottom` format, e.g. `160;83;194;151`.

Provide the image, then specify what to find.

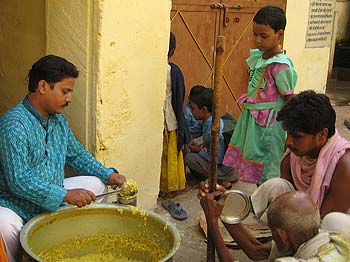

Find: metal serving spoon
95;179;138;201
95;187;123;200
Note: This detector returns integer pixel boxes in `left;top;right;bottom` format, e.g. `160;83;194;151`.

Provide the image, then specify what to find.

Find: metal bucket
20;204;180;261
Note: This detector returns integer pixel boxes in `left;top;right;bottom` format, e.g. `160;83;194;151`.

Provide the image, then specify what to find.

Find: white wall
284;0;333;93
46;0;172;208
94;0;171;208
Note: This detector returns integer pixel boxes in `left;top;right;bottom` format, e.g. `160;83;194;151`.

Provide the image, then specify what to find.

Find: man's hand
108;172;126;189
198;180;225;199
63;188;96;207
200;191;226;224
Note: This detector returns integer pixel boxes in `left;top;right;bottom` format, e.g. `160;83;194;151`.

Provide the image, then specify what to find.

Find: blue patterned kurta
0;98;115;221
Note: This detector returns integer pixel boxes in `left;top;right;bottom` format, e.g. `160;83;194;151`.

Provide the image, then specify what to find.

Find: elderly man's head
267;191;320;253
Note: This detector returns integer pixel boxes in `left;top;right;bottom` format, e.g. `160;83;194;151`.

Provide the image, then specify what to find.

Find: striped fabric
0;98;114;221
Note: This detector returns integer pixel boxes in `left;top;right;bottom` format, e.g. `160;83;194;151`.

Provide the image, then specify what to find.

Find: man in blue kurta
0;55;126;262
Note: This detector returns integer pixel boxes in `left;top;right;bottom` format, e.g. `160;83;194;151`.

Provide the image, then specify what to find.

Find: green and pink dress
223;49;297;185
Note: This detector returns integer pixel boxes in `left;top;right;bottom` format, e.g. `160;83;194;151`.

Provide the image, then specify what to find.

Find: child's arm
273;63;297;99
188;144;204;153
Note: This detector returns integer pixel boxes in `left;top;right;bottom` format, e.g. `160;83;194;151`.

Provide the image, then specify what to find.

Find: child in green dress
223;6;298;185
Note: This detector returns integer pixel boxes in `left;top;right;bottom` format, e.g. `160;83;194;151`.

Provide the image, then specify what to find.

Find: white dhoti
0;176;107;262
321;212;350;241
250;177;295;224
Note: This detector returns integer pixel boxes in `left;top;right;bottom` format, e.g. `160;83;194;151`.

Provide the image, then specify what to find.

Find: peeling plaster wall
95;1;171;208
284;1;331;93
0;0;45;115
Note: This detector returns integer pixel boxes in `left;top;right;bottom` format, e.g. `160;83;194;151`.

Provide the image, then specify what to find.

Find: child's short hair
168;32;176;58
253;6;286;32
189;85;206;101
191;88;213;113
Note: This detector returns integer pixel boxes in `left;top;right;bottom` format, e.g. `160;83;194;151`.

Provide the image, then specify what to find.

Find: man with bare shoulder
199;90;350;260
247;90;350;239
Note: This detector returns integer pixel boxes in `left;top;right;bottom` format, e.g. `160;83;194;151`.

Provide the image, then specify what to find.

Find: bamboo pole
207;35;225;262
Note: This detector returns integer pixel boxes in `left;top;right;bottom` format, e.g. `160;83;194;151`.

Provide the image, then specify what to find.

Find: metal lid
219;189;251;224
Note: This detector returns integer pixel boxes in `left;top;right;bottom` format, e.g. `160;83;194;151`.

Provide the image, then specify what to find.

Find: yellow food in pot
39;233;167;262
119;179;138;198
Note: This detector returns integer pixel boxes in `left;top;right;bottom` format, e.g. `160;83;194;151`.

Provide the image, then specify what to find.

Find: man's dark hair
277;90;336;138
189;85;206;101
253;6;286;32
191;88;213;113
28;55;79;92
168;32;176;58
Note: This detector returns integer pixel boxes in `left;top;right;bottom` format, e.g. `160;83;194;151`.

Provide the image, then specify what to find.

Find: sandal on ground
161;200;188;220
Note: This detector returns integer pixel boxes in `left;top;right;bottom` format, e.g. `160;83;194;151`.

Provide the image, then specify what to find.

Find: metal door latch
211;3;243;27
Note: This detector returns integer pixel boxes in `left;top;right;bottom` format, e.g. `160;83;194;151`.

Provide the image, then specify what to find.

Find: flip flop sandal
161;200;188;220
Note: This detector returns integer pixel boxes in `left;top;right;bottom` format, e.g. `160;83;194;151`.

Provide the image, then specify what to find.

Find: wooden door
171;0;286;119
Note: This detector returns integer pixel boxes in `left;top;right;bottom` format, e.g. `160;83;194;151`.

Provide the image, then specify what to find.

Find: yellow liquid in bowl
38;233;167;262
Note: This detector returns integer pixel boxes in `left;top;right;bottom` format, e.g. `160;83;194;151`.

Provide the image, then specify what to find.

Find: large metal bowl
20;204;180;261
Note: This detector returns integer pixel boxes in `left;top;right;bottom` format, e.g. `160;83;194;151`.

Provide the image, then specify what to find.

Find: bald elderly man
200;189;350;261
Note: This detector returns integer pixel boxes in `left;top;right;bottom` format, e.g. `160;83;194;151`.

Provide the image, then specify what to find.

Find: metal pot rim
20;203;181;262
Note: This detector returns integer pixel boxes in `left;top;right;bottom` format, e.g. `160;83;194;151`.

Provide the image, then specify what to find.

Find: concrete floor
153;78;350;262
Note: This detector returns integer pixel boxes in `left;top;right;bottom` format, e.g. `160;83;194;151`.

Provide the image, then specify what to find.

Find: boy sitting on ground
184;88;236;188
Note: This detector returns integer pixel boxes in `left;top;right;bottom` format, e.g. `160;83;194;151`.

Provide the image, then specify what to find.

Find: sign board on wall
305;0;335;48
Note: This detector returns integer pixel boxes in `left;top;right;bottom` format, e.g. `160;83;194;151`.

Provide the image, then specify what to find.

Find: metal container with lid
116;192;137;206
